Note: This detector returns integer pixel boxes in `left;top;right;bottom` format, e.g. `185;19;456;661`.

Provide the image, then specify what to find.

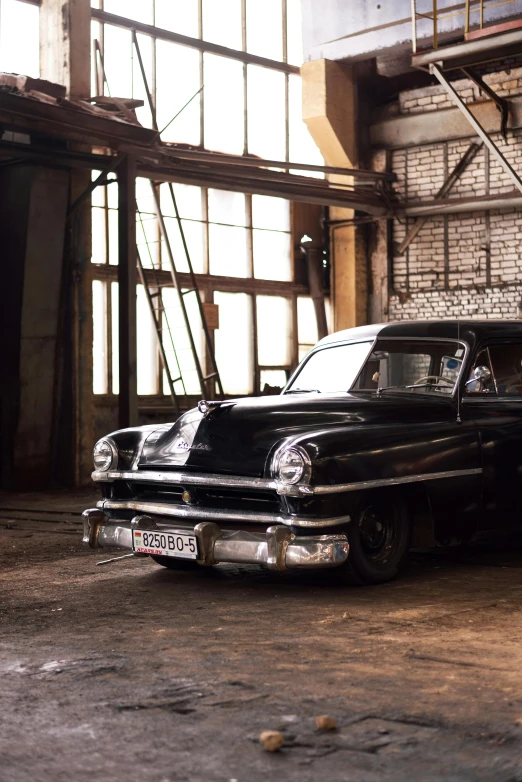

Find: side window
465;350;495;394
489;344;522;397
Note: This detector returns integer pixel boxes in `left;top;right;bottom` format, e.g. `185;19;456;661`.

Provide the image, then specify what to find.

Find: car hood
138;392;455;478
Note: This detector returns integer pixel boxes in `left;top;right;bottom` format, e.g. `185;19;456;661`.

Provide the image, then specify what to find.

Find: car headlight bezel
272;444;312;486
93;438;118;472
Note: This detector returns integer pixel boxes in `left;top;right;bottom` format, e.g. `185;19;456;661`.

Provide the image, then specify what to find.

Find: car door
462;339;522;528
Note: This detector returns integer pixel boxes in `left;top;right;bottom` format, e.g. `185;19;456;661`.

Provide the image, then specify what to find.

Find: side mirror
465;365;492;386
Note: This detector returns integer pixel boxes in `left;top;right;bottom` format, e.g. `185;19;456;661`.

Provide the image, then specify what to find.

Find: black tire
150;555;202;571
329;491;412;585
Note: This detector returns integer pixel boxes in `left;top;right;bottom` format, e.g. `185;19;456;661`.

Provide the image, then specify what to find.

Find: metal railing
411;0;520;53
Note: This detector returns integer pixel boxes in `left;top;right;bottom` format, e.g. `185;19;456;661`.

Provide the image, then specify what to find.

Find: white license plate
132;529;198;559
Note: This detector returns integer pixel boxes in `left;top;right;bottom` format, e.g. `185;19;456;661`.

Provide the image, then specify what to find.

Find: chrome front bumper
82;509;349;571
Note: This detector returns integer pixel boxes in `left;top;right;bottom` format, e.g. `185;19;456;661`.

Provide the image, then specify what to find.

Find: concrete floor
1;491;522;781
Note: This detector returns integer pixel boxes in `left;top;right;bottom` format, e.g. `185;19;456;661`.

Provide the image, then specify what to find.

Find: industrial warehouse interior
3;0;522;779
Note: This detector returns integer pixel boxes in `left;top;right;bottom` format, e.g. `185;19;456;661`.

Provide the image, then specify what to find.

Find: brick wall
386;62;522;323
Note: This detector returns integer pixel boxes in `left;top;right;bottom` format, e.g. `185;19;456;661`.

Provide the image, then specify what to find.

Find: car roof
317;320;522;349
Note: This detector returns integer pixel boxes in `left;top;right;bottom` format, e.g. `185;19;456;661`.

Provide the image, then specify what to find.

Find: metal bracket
266;525;295;571
461;67;510;138
194;521;222;566
82;508;106;549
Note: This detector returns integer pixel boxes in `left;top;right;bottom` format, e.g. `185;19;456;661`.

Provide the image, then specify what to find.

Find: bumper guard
82;509;349;571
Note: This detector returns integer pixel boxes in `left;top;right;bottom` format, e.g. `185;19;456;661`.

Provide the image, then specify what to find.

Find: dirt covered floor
1;490;522;782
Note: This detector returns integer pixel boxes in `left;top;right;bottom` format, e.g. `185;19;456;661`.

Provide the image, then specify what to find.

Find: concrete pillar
40;0;91;100
302;59;367;331
40;0;93;484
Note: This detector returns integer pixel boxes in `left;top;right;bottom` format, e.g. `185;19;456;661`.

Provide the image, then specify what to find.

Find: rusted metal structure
0;75;393;434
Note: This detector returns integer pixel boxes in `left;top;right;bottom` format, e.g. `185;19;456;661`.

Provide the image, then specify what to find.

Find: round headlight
93;439;116;472
277;447;306;485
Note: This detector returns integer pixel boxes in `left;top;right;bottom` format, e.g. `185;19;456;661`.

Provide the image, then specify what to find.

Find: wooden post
39;0;93;485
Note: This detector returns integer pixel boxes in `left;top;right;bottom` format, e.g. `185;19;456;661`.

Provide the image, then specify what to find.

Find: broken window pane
204;54;244;154
156;41;201;145
247;66;285;160
253;230;292;281
209;224;249;278
92;280;108;394
257;296;292;366
246;0;283;61
215;292;253;395
155;0;199;37
203;0;242;50
137;285;158;394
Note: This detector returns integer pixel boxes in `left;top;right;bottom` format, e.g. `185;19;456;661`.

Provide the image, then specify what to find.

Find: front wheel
150;555;202;571
330;492;412;585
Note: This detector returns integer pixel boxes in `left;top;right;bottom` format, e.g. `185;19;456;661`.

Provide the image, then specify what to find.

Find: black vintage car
83;320;522;584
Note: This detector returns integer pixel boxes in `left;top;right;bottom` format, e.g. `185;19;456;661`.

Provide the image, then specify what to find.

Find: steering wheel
414;375;454;386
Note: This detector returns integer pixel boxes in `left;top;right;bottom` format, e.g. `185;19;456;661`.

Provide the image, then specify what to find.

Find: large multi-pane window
90;0;323;400
0;0;324;401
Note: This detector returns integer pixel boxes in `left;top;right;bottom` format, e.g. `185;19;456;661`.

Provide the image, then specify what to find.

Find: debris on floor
316;715;337;731
260;730;285;752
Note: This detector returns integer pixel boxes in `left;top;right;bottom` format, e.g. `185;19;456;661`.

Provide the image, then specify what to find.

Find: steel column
430;63;522;194
117;155;138;428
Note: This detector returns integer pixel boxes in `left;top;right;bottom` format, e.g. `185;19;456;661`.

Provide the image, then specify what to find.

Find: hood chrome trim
93;468;277;491
92;466;482;497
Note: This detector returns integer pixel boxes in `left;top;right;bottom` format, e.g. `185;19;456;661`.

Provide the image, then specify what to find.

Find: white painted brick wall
397;64;522;116
389;286;522;321
388;62;522;323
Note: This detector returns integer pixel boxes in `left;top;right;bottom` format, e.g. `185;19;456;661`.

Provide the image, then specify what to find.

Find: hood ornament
198;400;223;415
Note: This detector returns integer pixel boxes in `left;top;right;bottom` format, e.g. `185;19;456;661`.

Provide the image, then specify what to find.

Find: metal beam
67;153;124;218
92;263;309;297
413;26;522;71
430;63;522;195
461;67;509;137
91;8;299;75
396;141;482;254
371;92;522;149
403;190;522;217
117;155;138;428
159;147;396;181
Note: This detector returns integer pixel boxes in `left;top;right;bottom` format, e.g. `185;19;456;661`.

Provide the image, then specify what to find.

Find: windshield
285;341;373;393
285;338;465;395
